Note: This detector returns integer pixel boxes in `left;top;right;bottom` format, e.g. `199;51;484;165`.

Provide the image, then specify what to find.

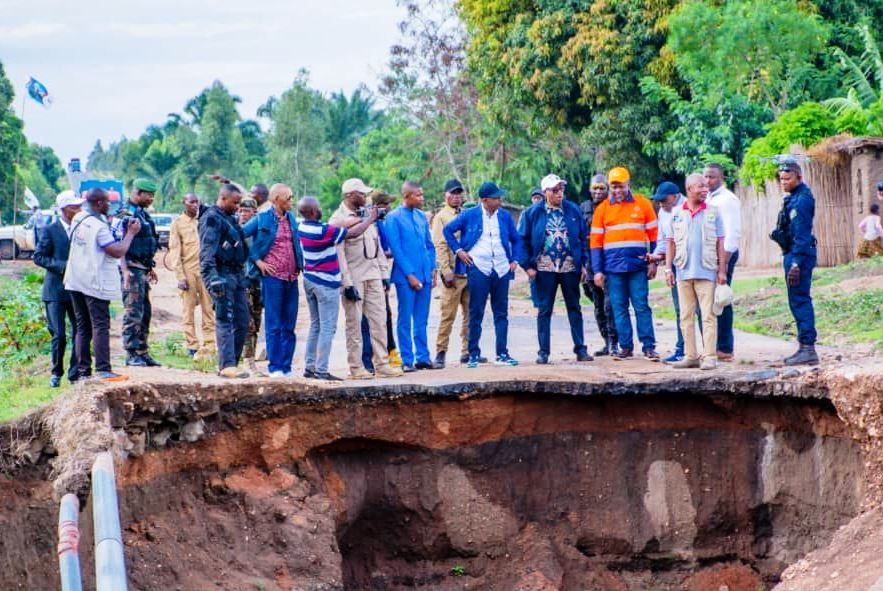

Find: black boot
434;351;446;369
595;344;610;356
784;344;819;366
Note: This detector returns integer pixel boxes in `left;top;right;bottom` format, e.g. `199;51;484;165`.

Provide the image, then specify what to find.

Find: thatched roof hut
736;136;883;268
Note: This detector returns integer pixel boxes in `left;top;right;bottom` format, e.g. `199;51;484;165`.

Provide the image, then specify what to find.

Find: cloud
97;21;284;40
0;22;68;40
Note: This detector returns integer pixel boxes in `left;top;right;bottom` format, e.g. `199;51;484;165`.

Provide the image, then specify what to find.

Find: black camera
357;205;386;220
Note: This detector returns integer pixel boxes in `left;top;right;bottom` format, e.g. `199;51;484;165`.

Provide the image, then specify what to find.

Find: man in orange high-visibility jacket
590;166;661;361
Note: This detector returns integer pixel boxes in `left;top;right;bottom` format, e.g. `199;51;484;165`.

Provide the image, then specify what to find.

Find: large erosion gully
0;370;877;590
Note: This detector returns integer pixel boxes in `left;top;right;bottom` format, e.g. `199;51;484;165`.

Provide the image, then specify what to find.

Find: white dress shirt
708;185;741;253
60;217;72;239
469;205;511;277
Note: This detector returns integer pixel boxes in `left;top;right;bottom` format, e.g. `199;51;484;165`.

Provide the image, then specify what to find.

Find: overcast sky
0;0;406;165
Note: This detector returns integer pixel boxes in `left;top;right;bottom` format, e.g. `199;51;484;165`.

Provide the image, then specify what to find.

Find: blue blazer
517;199;589;270
242;209;304;279
384;206;436;284
443;205;523;278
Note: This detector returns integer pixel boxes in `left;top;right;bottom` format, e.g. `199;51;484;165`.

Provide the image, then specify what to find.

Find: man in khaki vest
169;193;216;357
664;173;727;370
330;178;404;379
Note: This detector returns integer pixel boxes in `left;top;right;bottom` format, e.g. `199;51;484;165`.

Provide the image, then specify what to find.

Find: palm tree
325;87;384;166
825;23;883;114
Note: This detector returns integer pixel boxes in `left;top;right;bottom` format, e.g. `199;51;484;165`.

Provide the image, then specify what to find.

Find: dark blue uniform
782;183;817;345
199;205;250;371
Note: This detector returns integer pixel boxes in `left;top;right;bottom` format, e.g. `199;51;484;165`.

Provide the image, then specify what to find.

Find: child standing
857;203;883;258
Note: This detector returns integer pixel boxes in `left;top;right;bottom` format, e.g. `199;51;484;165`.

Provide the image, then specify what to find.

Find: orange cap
607;166;631;184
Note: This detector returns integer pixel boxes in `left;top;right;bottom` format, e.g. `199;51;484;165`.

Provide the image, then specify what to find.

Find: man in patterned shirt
518;174;592;364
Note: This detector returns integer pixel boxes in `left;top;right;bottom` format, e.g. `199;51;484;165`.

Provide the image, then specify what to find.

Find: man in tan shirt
169;193;215;356
330;178;403;379
431;179;472;368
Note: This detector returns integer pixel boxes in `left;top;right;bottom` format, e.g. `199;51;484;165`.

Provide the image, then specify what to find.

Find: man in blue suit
385;181;438;372
444;182;523;368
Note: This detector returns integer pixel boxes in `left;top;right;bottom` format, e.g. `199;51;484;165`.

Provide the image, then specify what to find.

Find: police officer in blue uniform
772;159;818;366
118;178;162;367
199;183;251;378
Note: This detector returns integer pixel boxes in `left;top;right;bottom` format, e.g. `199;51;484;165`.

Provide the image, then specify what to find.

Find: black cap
876;182;883;191
444;179;464;193
530;187;543;198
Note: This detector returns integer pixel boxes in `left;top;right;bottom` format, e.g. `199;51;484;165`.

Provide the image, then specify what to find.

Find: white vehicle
0;209;57;260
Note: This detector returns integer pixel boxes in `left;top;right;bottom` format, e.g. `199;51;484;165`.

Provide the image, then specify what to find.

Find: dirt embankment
1;372;872;591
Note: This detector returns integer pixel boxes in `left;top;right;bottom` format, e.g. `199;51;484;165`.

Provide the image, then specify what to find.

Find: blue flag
26;77;53;108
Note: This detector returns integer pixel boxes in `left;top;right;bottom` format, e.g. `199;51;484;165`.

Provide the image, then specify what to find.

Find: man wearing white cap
518;174;592;364
33;191;84;387
329;178;404;379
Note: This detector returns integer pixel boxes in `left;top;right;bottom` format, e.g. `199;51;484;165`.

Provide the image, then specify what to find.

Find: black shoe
434;352;446;369
576;351;593;362
188;349;198;358
415;361;439;370
315;372;343;381
784;344;819;366
50;375;61;388
595;345;610;356
536;352;550;365
303;368;317;379
613;348;633;360
461;354;488;364
402;365;417;373
643;349;661;362
141;353;162;367
610;342;621;356
126;354;148;367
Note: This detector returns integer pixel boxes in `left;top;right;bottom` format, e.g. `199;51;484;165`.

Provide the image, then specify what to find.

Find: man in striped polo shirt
297;196;378;380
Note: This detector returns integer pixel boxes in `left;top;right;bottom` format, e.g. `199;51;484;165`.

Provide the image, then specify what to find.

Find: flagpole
11;85;27;230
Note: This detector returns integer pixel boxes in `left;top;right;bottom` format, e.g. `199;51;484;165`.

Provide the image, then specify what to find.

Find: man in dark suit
34;191;86;387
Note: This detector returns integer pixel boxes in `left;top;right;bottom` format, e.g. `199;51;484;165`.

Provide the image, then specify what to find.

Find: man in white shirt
443;182;523;368
704;164;740;361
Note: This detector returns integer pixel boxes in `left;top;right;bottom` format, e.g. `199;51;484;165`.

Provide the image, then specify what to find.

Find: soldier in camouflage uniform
237;198;262;370
118;178;162;367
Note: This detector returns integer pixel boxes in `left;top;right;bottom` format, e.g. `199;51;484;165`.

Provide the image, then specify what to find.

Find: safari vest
64;211;122;301
671;204;719;272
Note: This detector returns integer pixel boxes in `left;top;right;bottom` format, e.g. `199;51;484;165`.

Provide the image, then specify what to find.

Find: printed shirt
536;205;575;273
298;220;348;288
469;205;511;277
264;211;298;281
667;201;724;282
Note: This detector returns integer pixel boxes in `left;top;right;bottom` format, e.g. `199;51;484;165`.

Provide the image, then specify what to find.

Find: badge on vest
789;209;797;220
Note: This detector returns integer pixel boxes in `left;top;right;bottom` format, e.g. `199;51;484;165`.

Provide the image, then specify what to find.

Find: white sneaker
700;357;718;370
268;370;286;378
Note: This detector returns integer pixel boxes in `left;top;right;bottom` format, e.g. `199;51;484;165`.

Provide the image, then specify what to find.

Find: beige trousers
180;271;216;350
436;275;469;356
343;278;390;372
677;279;716;361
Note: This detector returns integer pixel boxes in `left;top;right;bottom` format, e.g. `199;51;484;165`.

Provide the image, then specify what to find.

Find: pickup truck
0;210;57;260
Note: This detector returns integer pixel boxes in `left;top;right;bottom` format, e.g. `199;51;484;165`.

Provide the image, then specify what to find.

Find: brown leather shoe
717;351;734;362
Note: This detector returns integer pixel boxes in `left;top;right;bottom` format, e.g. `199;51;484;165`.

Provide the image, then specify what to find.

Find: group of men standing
33;157;821;387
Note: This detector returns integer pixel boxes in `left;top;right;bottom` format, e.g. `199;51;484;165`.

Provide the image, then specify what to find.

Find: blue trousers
606;270;655;352
716;250;739;353
467;267;510;358
261;276;299;373
784;254;817;345
212;273;250;371
394;281;432;367
535;271;586;356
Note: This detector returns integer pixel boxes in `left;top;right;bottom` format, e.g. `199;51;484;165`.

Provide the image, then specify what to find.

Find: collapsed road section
0;369;879;591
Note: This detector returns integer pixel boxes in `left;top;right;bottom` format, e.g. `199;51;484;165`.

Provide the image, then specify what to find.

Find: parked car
0;209;57;259
151;213;178;249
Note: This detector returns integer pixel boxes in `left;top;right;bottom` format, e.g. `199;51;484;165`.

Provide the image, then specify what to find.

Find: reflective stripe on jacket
589;193;658;274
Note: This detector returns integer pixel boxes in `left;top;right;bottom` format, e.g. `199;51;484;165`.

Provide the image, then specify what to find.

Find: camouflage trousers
243;278;263;359
122;267;152;354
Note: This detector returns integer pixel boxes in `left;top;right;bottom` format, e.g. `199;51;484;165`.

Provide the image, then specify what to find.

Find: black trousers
69;291;110;374
212;272;250;370
585;282;618;345
45;299;79;381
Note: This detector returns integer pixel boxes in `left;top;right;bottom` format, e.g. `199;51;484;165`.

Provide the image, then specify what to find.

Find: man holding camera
330;178;404;379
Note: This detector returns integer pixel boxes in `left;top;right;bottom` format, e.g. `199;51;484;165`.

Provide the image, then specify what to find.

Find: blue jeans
394;281;432;367
536;271;586;356
606;270;655;352
467;267;510;358
303;279;339;374
784;254;817;345
716;250;739;353
261;276;299;373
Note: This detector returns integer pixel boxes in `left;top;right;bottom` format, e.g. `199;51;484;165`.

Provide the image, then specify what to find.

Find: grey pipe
92;452;128;591
57;493;83;591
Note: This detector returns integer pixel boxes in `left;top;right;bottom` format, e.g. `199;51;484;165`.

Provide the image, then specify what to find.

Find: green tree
325;86;383;166
192;81;249;196
0;60;29;222
29;144;65;193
